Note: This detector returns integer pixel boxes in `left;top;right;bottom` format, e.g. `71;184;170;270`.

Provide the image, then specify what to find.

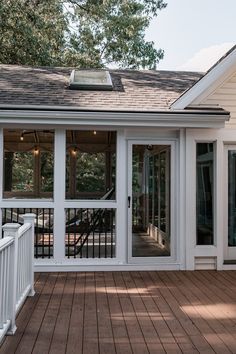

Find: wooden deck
1;271;236;354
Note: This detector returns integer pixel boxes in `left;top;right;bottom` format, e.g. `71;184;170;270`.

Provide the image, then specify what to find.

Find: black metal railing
2;208;54;258
65;208;115;258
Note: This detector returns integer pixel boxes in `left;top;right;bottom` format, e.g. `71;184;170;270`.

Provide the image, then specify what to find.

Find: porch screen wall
66;131;116;200
65;130;117;258
132;144;170;257
3;129;54;198
2;208;54;258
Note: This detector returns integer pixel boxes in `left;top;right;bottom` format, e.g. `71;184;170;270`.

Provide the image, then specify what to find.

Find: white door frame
224;145;236;261
127;139;177;264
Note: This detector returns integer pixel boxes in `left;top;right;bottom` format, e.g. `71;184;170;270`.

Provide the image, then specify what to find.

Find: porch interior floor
132;233;170;257
1;271;236;354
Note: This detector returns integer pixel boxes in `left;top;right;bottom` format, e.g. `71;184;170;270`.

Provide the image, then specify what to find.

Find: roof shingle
0;65;202;110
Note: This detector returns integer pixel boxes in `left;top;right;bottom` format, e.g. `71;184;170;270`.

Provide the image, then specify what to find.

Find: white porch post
2;223;20;335
22;213;36;296
179;129;186;269
116;129;127;263
185;130;195;270
215;139;224;270
54;129;66;263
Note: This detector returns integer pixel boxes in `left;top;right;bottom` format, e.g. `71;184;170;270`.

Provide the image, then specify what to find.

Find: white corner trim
171;47;236;110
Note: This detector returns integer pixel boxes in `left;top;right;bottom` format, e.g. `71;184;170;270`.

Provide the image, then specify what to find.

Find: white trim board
0;109;229;128
172;46;236;110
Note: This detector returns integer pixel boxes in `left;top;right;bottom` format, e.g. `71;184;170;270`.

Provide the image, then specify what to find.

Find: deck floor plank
105;272;133;354
66;272;86;354
0;273;48;354
186;271;236;340
1;271;236;354
165;271;233;353
15;272;58;354
48;273;75;354
82;272;99;354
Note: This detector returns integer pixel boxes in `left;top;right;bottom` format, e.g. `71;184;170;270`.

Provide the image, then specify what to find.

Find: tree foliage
0;0;167;69
0;0;68;66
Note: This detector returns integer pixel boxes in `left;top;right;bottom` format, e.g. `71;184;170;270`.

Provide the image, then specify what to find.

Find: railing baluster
64;207;116;259
0;252;3;329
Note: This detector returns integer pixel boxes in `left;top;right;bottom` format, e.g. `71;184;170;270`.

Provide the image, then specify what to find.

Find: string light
93;130;97;135
33;146;39;155
71;146;77;156
20;132;24;141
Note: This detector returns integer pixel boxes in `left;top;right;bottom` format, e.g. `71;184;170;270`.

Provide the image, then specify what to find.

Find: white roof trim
171;46;236;110
0;109;229;129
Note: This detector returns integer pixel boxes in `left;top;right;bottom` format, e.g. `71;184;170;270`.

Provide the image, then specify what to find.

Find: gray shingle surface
0;65;202;110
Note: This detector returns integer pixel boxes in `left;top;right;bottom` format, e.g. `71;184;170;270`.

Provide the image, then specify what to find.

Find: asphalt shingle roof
0;65;203;111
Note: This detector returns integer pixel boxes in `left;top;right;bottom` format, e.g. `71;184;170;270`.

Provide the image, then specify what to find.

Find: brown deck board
2;271;236;354
66;272;85;354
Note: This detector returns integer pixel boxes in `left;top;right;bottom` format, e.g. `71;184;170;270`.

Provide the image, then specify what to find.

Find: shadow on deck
1;271;236;353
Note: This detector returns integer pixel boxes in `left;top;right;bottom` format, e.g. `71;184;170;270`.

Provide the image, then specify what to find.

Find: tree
0;0;68;66
0;0;167;69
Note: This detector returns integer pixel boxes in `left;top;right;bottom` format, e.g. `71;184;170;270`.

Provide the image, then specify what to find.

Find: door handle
128;196;131;208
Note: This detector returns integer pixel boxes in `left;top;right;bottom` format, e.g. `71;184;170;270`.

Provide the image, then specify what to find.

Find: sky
145;0;236;72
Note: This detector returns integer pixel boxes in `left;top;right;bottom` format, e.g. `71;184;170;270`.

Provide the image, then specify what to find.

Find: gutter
0;106;230;129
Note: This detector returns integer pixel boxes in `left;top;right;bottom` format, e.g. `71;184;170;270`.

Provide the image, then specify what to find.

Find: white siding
200;73;236;127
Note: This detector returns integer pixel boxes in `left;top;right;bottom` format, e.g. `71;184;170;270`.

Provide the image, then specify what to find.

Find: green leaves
0;0;167;69
0;0;67;66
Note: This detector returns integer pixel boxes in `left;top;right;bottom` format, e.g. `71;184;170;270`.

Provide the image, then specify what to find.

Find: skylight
69;70;113;90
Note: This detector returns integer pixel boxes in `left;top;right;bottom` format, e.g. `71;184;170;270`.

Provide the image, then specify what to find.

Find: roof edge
0;104;229;115
171;44;236;110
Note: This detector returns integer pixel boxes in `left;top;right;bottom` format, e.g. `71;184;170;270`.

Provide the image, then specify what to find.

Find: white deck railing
0;214;35;344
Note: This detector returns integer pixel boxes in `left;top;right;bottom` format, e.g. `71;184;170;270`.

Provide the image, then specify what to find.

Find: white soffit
171;46;236;110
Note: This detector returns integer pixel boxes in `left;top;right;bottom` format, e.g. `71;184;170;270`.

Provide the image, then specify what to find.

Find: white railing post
2;223;20;335
22;213;36;297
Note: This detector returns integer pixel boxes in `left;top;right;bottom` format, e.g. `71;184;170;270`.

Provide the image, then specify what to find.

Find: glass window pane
41;152;54;193
228;150;236;246
3;130;54;198
66;131;116;200
160;151;167;233
5;152;34;192
196;142;214;245
132;145;170;257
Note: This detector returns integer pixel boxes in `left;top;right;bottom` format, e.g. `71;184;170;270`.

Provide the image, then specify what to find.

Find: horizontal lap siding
202;73;236;127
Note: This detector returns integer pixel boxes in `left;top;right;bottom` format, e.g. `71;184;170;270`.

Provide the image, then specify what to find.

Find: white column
22;213;36;296
116;129;127;263
179;129;186;269
2;223;20;335
185;130;195;270
215;139;224;270
53;129;66;262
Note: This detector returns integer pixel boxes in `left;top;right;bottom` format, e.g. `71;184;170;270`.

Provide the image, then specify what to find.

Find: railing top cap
22;213;36;218
2;223;21;230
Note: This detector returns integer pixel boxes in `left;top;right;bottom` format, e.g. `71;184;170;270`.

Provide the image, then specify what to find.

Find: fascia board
0;109;229;129
171;48;236;110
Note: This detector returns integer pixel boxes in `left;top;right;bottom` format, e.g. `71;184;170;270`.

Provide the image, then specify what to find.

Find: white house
0;44;236;271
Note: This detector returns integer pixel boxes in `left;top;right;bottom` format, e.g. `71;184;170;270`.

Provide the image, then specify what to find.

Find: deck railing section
0;214;35;344
2;208;53;258
65;208;115;258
